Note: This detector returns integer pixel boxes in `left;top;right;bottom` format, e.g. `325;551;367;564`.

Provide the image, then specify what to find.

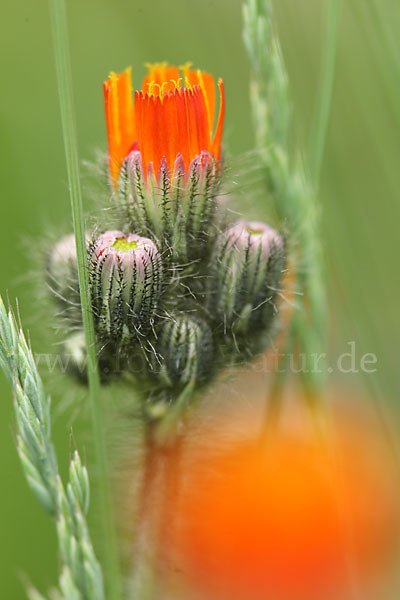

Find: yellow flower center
112;237;139;252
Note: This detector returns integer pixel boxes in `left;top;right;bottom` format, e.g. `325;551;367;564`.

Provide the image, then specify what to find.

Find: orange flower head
103;62;225;183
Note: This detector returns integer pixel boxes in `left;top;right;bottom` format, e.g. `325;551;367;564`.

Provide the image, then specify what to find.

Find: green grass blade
48;0;121;597
308;0;342;185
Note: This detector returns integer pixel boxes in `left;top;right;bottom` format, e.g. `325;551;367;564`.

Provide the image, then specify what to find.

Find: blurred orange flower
159;393;400;600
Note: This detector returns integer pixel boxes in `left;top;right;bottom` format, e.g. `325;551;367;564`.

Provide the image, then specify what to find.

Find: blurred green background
1;0;400;597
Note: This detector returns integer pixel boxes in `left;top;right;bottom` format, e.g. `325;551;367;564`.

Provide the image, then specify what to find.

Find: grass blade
48;0;121;597
308;0;342;185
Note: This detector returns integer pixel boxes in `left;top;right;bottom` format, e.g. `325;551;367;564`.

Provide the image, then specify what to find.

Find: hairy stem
48;0;121;597
153;381;196;446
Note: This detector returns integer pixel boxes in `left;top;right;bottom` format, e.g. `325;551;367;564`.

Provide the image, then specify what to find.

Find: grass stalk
243;0;342;419
48;0;121;597
308;0;342;185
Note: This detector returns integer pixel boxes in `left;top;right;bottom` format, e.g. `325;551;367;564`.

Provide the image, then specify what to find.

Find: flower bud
208;220;285;336
117;150;220;262
88;230;163;342
154;316;214;389
47;233;82;328
63;331;87;379
62;331;124;384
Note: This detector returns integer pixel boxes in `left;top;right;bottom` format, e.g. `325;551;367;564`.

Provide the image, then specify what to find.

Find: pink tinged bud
48;234;78;287
48;232;91;283
226;221;283;259
89;230;163;342
208;220;285;334
47;233;89;328
52;233;78;261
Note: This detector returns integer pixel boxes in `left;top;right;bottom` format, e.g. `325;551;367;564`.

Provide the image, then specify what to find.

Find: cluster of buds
47;62;286;407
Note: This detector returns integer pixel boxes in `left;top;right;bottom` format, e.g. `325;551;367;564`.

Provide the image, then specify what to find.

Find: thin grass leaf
47;0;121;595
242;0;329;383
308;0;343;184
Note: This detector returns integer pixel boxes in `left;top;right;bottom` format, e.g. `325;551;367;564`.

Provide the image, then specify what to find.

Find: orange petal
184;69;216;133
142;62;181;95
162;91;181;171
184;87;200;160
192;86;212;155
140;94;157;175
173;89;191;169
103;68;136;183
211;79;225;163
153;94;169;174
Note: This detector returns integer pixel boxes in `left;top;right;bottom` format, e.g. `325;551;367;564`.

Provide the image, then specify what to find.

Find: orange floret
104;63;225;183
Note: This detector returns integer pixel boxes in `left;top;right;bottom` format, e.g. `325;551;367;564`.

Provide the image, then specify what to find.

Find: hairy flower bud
63;331;87;378
47;233;83;328
88;230;163;343
62;330;123;384
104;63;226;262
208;220;285;338
154;316;214;389
117;149;220;261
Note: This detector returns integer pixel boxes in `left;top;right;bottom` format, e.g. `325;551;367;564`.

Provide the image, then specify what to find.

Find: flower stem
48;0;121;597
308;0;342;185
153;381;196;446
